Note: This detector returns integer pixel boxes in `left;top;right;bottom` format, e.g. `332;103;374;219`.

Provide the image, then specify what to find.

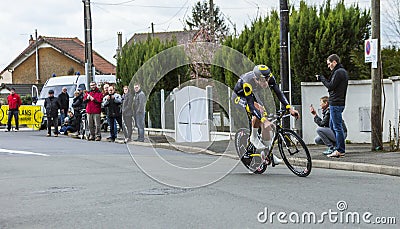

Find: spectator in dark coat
58;87;70;125
310;96;347;155
317;54;349;158
102;83;117;139
122;86;134;142
44;90;61;137
72;90;84;132
133;83;146;142
102;85;123;142
60;111;78;134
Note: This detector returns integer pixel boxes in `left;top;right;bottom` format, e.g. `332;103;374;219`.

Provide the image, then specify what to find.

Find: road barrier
0;105;43;130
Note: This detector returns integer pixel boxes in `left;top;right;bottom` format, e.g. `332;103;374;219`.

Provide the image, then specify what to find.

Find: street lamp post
83;0;94;89
280;0;290;129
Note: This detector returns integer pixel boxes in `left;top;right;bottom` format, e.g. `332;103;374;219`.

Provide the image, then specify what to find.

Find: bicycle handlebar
267;109;291;123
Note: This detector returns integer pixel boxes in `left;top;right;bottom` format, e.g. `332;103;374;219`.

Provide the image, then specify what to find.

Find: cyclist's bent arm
244;95;264;121
269;80;299;118
270;83;290;108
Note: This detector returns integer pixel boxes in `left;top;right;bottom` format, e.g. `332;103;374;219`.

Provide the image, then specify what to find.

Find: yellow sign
0;105;43;130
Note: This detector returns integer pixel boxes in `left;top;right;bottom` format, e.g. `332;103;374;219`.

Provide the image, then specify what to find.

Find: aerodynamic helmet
253;65;272;78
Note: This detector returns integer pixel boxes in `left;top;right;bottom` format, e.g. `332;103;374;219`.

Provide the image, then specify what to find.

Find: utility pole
210;0;214;38
371;0;383;150
83;0;94;89
151;22;155;38
35;29;40;83
280;0;290;129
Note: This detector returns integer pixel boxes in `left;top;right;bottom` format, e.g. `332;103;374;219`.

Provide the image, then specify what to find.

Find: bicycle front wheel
278;129;312;177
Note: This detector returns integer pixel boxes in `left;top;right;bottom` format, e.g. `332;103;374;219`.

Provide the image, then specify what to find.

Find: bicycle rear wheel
235;128;267;174
278;129;312;177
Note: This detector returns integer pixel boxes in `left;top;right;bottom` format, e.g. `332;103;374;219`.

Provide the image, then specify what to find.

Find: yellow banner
0;105;43;130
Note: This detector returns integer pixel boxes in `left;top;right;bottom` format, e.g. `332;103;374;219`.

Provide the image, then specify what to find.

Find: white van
34;74;116;127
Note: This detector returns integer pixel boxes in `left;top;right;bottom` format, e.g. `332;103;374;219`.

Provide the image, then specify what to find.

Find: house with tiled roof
0;36;116;84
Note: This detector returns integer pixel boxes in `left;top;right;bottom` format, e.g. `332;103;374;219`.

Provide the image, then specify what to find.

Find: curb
125;141;238;159
111;138;400;177
312;160;400;177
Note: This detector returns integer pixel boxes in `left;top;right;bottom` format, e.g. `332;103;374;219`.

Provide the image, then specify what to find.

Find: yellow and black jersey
233;71;289;120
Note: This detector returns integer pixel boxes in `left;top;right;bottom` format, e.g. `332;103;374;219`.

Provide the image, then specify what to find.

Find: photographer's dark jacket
58;92;70;110
319;64;349;106
102;93;122;118
72;93;84;111
314;108;330;128
44;96;61;118
133;90;146;115
314;107;348;133
122;92;134;117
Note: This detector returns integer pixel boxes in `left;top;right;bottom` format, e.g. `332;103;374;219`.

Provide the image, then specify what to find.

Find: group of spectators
44;82;146;143
311;54;349;158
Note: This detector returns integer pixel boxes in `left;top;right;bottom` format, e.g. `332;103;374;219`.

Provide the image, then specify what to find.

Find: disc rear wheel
235;128;267;174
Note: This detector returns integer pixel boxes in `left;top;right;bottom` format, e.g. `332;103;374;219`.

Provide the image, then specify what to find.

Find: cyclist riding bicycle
233;65;300;164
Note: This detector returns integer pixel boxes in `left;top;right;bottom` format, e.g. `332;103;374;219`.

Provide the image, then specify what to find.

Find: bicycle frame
237;108;311;176
245;110;290;166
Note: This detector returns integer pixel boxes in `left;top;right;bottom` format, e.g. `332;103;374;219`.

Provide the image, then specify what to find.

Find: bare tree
383;0;400;45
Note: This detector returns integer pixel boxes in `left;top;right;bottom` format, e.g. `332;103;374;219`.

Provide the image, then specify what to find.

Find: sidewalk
128;133;400;177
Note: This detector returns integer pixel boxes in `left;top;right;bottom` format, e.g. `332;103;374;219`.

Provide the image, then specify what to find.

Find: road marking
0;148;50;157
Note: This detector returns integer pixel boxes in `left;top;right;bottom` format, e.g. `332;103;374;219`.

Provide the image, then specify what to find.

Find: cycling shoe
272;154;282;165
250;138;266;150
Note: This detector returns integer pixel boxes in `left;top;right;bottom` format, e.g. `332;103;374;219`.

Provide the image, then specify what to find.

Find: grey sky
0;0;394;71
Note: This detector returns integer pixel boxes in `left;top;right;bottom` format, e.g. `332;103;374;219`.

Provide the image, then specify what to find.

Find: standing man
6;88;22;132
58;87;70;125
102;83;117;139
102;85;123;142
72;89;84;132
122;86;134;143
317;54;349;158
133;83;146;142
84;82;103;141
44;90;61;137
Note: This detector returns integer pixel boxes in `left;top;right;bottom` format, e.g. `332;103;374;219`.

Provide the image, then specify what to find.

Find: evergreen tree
220;0;370;104
185;0;229;40
116;37;189;127
382;47;400;78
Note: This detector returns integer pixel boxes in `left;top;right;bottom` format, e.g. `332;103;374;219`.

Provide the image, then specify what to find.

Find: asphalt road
0;131;399;228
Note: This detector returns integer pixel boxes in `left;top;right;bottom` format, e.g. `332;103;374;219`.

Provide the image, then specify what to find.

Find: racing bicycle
235;109;312;177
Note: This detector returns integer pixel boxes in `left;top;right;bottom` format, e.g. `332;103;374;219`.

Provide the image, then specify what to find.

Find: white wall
0;71;12;83
301;79;396;144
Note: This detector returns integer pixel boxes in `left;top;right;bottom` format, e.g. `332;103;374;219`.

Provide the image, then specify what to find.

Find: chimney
116;32;122;56
29;35;34;45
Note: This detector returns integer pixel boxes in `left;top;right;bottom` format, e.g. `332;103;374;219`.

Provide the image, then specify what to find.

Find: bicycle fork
278;131;300;156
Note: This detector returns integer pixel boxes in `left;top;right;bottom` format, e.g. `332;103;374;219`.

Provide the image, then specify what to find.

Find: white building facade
301;77;400;144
